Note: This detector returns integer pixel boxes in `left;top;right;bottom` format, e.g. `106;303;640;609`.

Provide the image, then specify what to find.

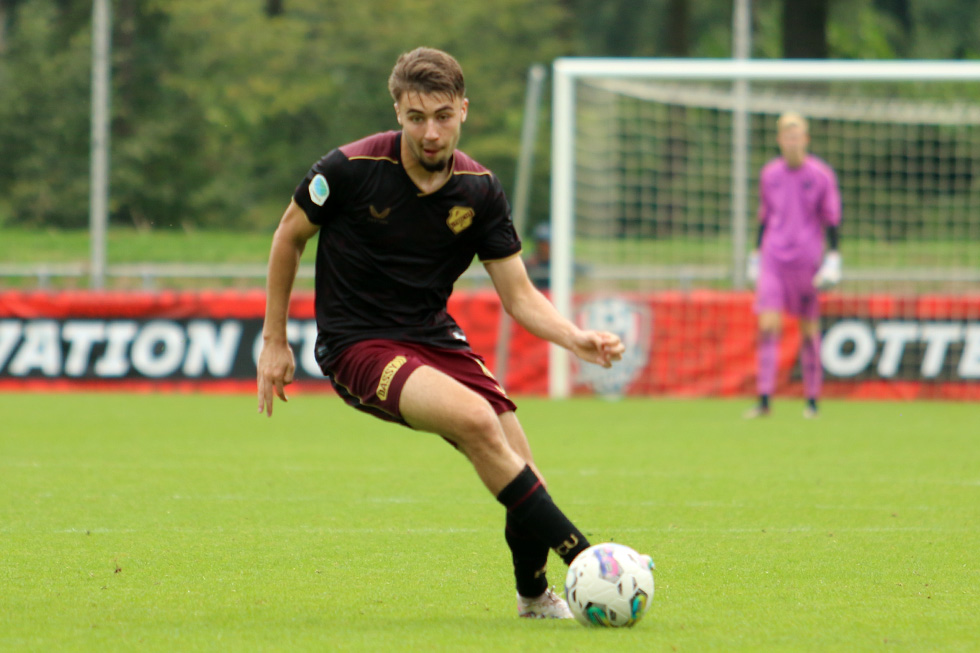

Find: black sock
806;397;817;411
497;465;590;566
760;394;770;410
505;514;549;598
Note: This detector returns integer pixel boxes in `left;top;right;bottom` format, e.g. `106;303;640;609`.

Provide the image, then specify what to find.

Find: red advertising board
569;291;980;400
2;290;978;399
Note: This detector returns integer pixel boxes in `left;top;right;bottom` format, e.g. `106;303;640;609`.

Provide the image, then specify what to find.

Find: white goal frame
549;58;980;398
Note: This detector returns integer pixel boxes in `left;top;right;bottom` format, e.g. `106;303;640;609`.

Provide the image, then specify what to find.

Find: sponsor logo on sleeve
309;174;329;206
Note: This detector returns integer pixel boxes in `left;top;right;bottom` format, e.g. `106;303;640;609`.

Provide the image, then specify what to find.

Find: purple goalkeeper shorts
327;339;517;426
755;259;820;320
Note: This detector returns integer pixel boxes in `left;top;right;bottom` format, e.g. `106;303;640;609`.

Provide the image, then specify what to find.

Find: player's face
395;91;468;173
777;124;809;168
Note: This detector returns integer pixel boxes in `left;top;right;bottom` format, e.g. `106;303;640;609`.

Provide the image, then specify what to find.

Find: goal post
549;58;980;398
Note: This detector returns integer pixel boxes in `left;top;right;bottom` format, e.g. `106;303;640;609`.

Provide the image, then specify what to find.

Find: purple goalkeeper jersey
758;154;841;268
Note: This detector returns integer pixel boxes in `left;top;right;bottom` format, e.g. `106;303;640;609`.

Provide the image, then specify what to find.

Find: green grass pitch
1;392;978;652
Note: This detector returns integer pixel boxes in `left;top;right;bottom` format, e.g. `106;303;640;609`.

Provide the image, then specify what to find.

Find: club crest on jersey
446;206;475;234
309;174;329;206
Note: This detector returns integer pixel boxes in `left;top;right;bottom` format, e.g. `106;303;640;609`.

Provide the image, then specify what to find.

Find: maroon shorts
327;339;517;426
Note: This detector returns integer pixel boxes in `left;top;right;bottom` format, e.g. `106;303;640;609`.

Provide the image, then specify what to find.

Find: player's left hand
572;331;625;368
813;251;842;289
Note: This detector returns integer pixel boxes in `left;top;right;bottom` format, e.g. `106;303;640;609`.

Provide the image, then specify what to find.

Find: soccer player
256;47;626;619
745;111;842;419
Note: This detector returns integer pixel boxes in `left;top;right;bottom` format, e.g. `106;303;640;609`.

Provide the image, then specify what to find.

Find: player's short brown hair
388;47;466;103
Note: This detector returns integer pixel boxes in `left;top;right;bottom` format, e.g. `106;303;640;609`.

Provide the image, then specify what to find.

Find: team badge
309;174;329;206
446;206;475;234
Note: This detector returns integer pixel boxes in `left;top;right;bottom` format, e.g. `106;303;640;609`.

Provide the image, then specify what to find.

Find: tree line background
1;0;978;233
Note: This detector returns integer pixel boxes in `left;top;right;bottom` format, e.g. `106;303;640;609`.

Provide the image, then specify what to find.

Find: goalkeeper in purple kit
746;112;842;419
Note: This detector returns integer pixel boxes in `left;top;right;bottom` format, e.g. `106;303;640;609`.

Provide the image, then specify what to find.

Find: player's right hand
746;250;760;286
257;338;296;417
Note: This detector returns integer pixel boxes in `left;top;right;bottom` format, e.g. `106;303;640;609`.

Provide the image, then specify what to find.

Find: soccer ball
564;542;655;627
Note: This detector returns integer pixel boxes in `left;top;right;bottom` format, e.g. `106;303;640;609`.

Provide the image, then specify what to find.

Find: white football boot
516;588;574;619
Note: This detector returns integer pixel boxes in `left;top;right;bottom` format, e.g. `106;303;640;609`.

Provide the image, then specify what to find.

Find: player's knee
456;402;500;440
452;402;507;456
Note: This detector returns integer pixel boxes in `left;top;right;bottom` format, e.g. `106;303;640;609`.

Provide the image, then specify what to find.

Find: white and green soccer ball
564;542;655;627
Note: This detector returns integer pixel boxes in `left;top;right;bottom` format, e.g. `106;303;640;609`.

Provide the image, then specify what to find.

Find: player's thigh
399;365;501;444
755;271;784;333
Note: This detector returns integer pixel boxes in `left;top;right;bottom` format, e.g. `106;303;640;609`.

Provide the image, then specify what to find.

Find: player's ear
394;102;403;126
460;97;469;123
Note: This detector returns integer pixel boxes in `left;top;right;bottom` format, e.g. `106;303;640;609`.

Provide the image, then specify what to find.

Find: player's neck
400;138;453;193
403;160;452;194
783;154;807;169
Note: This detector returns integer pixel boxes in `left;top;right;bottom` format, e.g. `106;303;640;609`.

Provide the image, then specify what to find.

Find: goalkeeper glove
746;251;760;286
813;251;842;289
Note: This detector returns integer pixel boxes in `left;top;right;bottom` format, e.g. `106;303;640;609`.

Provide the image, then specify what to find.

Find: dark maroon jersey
292;130;522;373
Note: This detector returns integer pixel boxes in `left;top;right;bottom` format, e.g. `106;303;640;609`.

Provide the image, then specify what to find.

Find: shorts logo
446;206;475;234
309;174;329;206
376;355;407;401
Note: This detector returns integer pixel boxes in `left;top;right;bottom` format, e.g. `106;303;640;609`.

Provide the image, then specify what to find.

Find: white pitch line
11;525;971;536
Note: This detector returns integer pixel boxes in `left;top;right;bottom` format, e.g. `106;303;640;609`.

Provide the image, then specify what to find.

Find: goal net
548;59;980;398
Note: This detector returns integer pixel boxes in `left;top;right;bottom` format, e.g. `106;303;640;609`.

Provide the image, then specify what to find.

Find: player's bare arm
257;200;320;416
484;254;624;368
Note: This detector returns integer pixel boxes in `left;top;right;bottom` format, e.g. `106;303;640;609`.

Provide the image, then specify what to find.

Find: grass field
1;227;976;291
1;393;978;652
1;227;975;267
0;228;276;265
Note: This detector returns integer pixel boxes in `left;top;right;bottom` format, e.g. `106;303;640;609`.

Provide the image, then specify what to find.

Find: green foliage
2;0;980;232
1;394;979;651
0;0;91;227
911;0;980;59
0;0;571;231
828;1;902;59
